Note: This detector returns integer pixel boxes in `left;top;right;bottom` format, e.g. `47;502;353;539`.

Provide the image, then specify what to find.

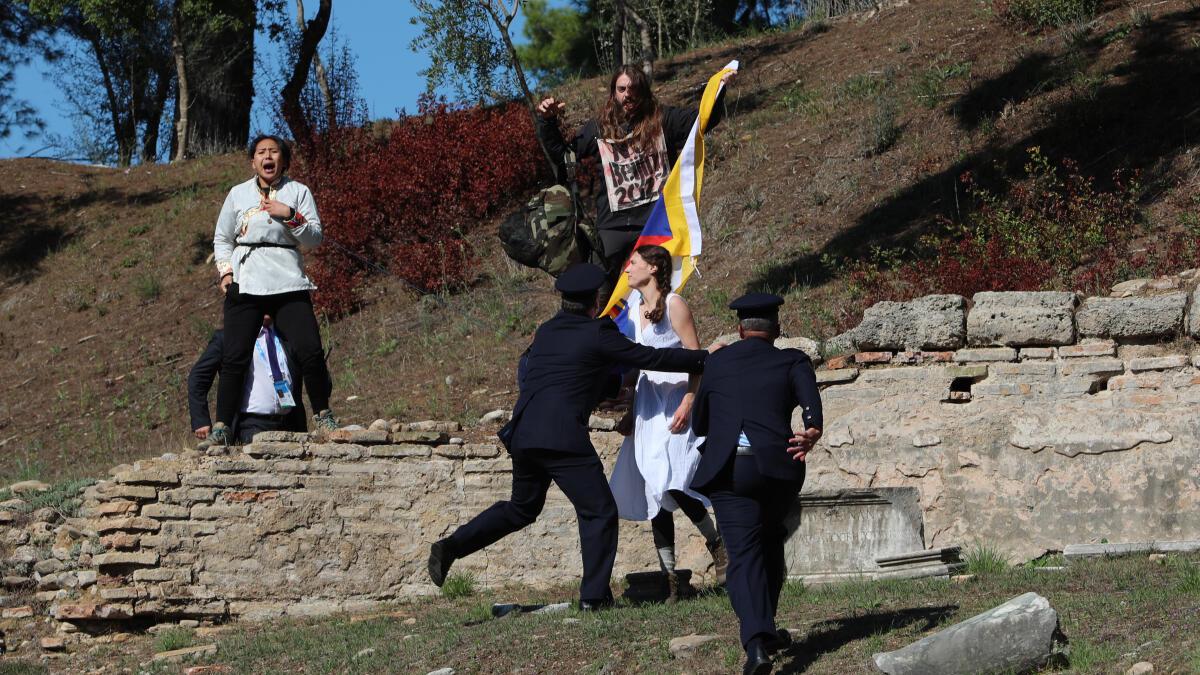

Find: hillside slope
2;0;1198;481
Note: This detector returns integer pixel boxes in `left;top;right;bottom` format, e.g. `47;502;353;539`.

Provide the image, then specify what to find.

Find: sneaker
708;537;729;586
312;409;339;431
209;422;232;448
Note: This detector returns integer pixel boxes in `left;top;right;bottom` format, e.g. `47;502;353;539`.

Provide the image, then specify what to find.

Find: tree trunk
281;0;332;147
480;0;557;176
295;0;335;131
624;6;654;79
171;0;190;161
86;31;134;166
182;0;255;155
612;0;625;66
140;61;172;162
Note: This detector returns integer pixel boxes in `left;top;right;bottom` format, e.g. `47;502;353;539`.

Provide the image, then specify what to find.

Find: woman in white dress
610;244;727;600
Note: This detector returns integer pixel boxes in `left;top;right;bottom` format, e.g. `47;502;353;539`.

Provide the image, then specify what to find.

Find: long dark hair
599;65;663;152
636;244;673;324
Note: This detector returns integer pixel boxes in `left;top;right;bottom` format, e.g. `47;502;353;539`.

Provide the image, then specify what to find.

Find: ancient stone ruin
2;276;1199;637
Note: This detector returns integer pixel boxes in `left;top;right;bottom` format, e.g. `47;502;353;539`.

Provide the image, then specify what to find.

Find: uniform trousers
446;448;619;603
705;454;804;649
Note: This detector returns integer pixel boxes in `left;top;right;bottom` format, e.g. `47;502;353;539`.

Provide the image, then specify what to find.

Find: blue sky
0;2;533;159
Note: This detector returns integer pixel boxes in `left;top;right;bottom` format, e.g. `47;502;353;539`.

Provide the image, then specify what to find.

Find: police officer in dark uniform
428;264;713;609
690;293;823;675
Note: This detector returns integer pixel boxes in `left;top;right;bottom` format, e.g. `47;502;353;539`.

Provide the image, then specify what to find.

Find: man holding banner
536;62;737;289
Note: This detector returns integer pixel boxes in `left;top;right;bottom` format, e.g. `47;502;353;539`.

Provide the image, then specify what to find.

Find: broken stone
854;295;966;351
967;291;1076;346
1126;662;1154;675
9;480;50;494
39;636;65;652
669;634;720;659
872;592;1059;675
1078;293;1186;340
479;409;512;425
2;605;33;619
152;643;218;663
874;547;964;580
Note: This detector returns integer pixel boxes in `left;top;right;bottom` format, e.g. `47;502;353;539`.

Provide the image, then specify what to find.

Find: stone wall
10;279;1200;630
50;423;711;626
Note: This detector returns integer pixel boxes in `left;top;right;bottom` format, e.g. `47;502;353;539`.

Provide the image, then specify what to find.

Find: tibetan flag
603;59;739;338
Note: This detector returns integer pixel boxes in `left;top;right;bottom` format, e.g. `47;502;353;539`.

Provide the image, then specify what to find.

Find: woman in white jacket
209;134;337;445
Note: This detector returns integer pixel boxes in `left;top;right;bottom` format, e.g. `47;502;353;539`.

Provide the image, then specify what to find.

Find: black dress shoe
427;539;454;587
742;642;772;675
764;628;792;653
578;598;614;612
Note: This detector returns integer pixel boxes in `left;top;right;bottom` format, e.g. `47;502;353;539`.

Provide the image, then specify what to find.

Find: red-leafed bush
836;147;1145;329
296;97;546;316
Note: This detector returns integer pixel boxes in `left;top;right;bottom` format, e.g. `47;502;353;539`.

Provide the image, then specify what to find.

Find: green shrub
154;627;195;653
1175;557;1200;594
999;0;1099;29
864;93;901;156
912;60;970;109
134;273;162;302
441;572;477;599
964;542;1009;574
779;82;822;116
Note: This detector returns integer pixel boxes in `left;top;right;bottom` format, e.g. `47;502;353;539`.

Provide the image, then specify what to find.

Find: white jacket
213;176;323;296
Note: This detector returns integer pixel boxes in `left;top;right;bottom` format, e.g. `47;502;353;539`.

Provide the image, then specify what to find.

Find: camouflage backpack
498;150;600;277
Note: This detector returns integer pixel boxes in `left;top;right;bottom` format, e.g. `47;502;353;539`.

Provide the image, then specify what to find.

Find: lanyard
255;328;285;384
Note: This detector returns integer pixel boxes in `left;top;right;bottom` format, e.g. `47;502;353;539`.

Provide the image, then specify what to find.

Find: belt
243;411;288;421
238;241;297;265
735;445;754;456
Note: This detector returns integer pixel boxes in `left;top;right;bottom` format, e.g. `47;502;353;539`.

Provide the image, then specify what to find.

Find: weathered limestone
872;593;1059;675
967;291;1077;346
874;547;965;580
1063;541;1200;560
1077;293;1187;340
853;295;966;351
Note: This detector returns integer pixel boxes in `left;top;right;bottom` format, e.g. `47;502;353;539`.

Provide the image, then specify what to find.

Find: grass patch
863;92;901;156
912;59;971;109
964;542;1009;574
154;627;196;653
999;0;1099;28
779;81;823;116
134;273;162;302
1173;557;1200;594
21;477;95;517
441;572;478;599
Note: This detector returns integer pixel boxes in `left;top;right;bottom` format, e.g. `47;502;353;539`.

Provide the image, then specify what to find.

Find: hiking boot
665;571;680;604
708;537;729;586
313;409;339;431
208;422;232;448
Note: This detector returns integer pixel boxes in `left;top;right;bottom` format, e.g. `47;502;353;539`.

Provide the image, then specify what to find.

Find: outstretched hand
786;427;822;462
537;97;566;119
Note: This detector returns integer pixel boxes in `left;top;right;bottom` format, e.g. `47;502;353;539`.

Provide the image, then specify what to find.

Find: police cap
554;263;606;297
729;292;784;320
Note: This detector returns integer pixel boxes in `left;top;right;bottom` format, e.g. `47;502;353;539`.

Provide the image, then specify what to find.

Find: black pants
446;449;619;603
235;412;288;444
217;286;332;427
706;455;803;650
650;489;710;546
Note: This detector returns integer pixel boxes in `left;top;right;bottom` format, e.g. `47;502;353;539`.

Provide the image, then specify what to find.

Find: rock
185;667;234;675
824;329;858;356
40;637;65;652
426;669;455;675
588;415;616;431
29;507;61;524
1077;293;1186;340
152;644;218;663
872;592;1058;675
968;291;1077;346
2;576;33;589
669;634;720;659
479;409;512;425
531;602;571;614
874;547;964;580
1111;279;1151;297
33;559;64;576
1126;662;1154;675
2;605;33;619
9;480;50;494
854;295;966;351
368;419;389;431
774;337;823;366
354;647;376;660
